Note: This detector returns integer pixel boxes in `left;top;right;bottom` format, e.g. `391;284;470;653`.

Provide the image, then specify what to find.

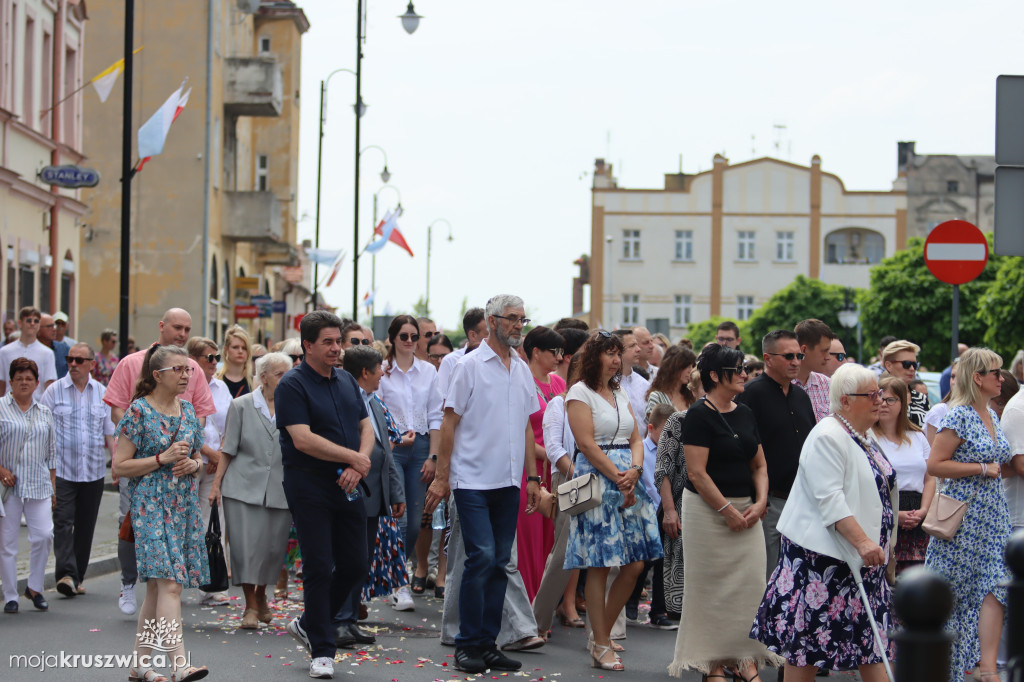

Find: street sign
235;276;260;292
923;220;988;285
38;165;100;188
997;75;1024;166
234;305;259;319
995;167;1024;257
272;300;287;313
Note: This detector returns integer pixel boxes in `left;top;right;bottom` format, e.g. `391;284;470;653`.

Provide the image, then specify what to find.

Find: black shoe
334;622;375;648
454;647;488;674
3;600;17;613
816;669;830;677
648;614;679;630
625;602;639;622
481;647;522;671
23;588;48;611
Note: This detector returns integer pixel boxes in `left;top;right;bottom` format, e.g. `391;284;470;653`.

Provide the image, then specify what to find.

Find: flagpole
118;0;134;360
352;0;364;321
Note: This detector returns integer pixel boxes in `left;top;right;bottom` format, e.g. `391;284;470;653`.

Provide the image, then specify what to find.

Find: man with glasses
341;321;370;349
41;342;115;599
425;294;544;674
735;330;815;588
415;317;436;362
793;319;836;423
0;307;58;398
823;338;847;377
103;307;215;616
715;320;743;350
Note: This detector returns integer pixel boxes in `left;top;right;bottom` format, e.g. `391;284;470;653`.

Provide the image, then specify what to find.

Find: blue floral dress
119;398;209;587
924;405;1012;681
750;441;896;670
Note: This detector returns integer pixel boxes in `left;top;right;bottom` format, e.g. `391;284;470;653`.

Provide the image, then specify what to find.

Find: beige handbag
922;484;980;541
557;469;602;515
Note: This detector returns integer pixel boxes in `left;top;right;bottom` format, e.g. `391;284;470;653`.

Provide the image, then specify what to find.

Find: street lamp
398;2;422;34
360;145;391;184
425;218;453;317
369;184;402;319
837;287;860;361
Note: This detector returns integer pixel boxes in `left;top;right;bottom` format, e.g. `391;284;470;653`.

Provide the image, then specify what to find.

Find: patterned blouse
92;352;118;386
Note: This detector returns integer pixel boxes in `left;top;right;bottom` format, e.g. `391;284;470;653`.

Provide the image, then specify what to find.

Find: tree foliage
745;275;859;355
977;255;1024;361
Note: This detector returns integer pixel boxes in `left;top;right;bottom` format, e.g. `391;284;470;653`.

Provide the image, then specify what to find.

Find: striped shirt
793;371;831;423
40;375;114;482
0;393;56;499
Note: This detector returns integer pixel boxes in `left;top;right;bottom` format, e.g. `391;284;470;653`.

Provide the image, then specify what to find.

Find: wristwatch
526;476;542;483
631;464;643;476
429;454;438;461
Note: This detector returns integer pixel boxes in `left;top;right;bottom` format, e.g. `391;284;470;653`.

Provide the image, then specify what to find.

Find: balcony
223;191;283;243
224;57;283;117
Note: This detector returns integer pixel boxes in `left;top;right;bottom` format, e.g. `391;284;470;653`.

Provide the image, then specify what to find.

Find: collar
358;386;371;401
762;372;791;392
3;392;39;411
299;358;337;383
643;436;656;452
252;385;272;419
60;373;94;393
389;356;425;375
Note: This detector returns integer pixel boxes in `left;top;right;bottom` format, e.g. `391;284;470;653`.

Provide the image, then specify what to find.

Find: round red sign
923;220;988;285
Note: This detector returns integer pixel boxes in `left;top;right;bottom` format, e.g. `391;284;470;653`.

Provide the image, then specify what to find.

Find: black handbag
199;502;229;593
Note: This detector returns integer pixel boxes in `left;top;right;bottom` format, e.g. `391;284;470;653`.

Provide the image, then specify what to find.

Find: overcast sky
295;0;1024;332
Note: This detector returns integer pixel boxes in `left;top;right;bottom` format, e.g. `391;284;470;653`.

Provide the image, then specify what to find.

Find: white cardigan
776;417;899;563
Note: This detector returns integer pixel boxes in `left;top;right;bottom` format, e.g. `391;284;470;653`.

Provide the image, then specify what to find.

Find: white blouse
875;430;930;493
377;357;443;435
566;383;634;445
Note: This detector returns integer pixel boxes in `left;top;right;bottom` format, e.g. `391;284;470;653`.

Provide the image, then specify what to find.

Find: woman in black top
668;344;779;682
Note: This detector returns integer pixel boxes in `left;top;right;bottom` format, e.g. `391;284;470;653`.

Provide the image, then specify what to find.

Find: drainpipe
200;0;214;336
49;0;66;310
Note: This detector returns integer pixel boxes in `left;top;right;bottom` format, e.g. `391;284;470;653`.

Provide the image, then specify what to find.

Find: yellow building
0;0;89;327
79;0;309;347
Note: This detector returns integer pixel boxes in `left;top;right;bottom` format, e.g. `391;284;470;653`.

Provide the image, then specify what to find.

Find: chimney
897;141;916;174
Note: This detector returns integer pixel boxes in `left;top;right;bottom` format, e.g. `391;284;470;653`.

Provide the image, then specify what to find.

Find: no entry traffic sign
923;220;989;285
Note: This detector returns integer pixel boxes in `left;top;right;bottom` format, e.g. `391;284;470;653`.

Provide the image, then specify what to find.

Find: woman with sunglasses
377;315;442;604
881;340;929;428
871;376;934;575
669;343;776;682
112;345;209;682
215;326;253;398
925;347;1015;682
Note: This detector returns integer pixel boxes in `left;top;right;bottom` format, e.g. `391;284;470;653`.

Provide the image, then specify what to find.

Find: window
825;228;885;265
63;46;79;147
23;16;35;125
947;180;959;193
259;36;271;53
41;31;51;129
673;295;692;326
674;230;693;261
775;231;795;262
737;231;755;261
622;294;639;326
736;295;755;321
622;229;640;260
256;154;269;191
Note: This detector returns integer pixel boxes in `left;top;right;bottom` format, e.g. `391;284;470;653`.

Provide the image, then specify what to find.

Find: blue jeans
452;486;520;649
391;433;429;554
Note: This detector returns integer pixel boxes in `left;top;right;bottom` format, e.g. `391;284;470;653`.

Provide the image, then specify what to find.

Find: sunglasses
201;353;221;363
977;367;1004;376
721;365;747;375
829;352;847;362
597;330;613;339
22;318;39;324
351;338;372;346
157;365;195;376
289;354;304;363
847;389;883;401
766;352;805;361
895;360;921;370
398;333;420;342
67;356;93;365
545;348;565;358
422;331;435;339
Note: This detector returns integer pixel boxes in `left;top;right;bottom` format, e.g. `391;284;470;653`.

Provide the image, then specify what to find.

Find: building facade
79;0;310;348
586;155;908;336
896;140;994;239
0;0;88;329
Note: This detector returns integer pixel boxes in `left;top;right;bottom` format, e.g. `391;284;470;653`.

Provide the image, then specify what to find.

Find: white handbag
557;469;602;515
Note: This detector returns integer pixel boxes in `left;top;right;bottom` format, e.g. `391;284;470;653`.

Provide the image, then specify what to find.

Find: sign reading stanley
38;165;101;188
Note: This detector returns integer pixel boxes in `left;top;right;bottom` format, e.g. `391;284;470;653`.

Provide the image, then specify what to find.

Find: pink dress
517;373;566;601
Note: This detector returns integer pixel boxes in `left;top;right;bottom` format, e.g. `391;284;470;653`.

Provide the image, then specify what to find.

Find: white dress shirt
445;341;539;491
0;394;56;499
541;395;576;470
378;357;443;434
252;385;275;426
437;346;468;400
0;339;58;400
203;378;231;459
620;370;651;433
1001;390;1024;528
40;375;114;482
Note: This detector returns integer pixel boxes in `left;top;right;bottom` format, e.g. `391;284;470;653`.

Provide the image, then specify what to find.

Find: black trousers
283;469;368;660
53;477;106;585
334;515;378;625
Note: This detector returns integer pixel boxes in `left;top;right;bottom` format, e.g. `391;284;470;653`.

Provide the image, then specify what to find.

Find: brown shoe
257;604;273;624
575;593;587;614
239;608;259;629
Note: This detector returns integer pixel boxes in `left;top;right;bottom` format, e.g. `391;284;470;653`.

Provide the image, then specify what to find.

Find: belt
598;442;630;451
768;489;789;500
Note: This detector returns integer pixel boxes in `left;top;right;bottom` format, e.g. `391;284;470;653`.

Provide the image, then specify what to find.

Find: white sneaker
390;585;415;611
309;657;334;679
118;583;136;615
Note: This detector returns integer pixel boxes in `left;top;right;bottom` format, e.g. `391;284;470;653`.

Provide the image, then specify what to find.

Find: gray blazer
364;395;404;518
220;392;288;510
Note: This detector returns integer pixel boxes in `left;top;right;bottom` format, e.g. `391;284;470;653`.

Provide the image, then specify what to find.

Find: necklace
833;412;872;452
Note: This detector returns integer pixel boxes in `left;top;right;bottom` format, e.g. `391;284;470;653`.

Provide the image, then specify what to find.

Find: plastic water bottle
337;469;360;501
431;499;447;530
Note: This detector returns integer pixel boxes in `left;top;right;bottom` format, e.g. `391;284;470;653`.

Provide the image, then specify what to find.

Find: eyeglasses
21;318;39;324
545;348;565;358
894;360;921;370
766;352;805;361
67;356;93;365
721;365;747;375
492;314;531;326
398;333;420;342
200;353;221;363
350;338;372;346
428;353;449;362
289;354;303;363
880;397;899;406
422;331;435;339
847;389;883;401
829;352;847;362
715;336;736;344
156;365;195;376
977;367;1004;377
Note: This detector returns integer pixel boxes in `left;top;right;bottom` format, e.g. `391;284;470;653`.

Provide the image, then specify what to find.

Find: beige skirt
668;489;785;677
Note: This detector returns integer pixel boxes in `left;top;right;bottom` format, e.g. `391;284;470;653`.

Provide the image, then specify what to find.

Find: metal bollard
1005;529;1024;682
891;565;955;682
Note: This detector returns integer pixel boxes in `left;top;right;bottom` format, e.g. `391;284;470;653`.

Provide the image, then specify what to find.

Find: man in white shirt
437;308;487;398
425;295;542;675
42;342;114;598
632;326;658;379
0;306;57;399
612;329;651;433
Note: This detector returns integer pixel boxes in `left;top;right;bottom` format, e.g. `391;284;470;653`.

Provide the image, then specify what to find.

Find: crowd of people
1;301;1023;682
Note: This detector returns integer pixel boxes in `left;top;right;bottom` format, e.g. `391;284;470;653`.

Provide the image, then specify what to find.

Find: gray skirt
222;497;292;586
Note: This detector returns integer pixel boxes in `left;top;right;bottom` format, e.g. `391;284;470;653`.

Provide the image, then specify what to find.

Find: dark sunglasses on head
201;353;221;363
766;352;805;361
896;360;921;370
67;356;93;365
289;354;303;362
829;352;847;362
597;330;613;339
398;333;420;342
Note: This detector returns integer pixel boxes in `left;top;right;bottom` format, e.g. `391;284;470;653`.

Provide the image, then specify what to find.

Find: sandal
410;575;427;594
591;644;624;671
434;585;445;599
170;665;208;682
557;609;585;627
128;670;168;682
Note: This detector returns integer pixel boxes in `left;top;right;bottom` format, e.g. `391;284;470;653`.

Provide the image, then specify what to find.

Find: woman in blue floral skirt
925;347;1015;682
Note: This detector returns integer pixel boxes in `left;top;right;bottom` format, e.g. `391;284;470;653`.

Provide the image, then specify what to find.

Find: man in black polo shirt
277;311;373;680
734;329;815;583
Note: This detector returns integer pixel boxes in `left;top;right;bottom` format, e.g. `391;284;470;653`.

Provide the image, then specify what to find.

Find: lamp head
353;98;367;118
380;166;391;183
399;2;421;34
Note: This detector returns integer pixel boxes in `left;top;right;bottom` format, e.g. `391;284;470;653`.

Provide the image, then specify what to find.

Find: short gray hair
281;338;302;356
256;351;291;380
70;341;95;357
485;294;524;333
829;363;878;413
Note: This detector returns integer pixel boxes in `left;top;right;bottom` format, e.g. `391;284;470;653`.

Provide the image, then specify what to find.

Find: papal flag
136;81;190;173
91;58;125;103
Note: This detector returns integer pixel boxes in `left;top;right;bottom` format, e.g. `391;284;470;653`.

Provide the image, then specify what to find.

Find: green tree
976;255;1024;360
412;296;429;318
686;316;749;355
859;235;1005;369
745;275;857;354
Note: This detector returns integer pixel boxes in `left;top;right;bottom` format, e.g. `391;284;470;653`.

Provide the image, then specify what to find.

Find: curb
17;552;121;595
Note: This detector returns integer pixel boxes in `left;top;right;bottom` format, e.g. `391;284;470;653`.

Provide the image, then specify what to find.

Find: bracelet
717;501;732;513
980;463;986;477
155;453;161;466
193;459;201;474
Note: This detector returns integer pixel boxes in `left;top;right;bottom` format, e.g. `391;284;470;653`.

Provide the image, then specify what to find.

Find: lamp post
351;1;420;319
424;219;453;318
370;184;402;319
837;287;860;362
